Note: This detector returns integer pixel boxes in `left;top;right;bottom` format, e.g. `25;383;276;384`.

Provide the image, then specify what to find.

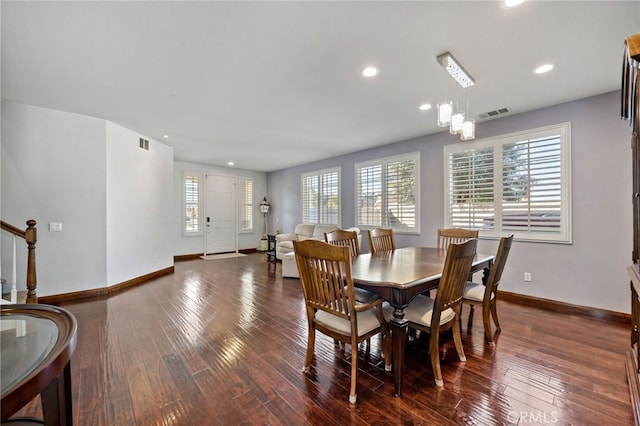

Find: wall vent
478;107;510;119
139;137;149;150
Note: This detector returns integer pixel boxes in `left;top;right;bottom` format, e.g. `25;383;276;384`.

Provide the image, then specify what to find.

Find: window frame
182;171;202;237
301;167;341;226
239;177;254;233
355;151;421;234
444;122;572;244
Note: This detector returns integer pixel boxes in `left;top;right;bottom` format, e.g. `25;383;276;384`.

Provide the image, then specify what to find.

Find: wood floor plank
8;254;633;425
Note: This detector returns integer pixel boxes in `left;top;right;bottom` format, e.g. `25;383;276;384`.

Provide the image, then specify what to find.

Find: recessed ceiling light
228;162;234;166
419;103;432;111
504;0;525;7
534;64;554;74
362;67;379;78
163;134;169;139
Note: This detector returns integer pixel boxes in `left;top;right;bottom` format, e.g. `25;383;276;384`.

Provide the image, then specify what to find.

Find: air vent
139;138;149;150
478;107;510;119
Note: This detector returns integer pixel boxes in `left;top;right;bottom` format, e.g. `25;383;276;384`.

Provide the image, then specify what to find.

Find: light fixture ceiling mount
436;52;475;88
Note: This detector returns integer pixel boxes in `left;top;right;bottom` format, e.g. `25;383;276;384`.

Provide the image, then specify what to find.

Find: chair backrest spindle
325;229;360;258
368;228;396;254
437;228;479;252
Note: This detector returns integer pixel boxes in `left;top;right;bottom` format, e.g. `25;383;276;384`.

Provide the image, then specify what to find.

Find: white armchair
276;223;336;260
278;224;361;278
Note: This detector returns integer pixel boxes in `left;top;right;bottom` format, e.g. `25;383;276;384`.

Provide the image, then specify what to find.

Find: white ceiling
2;1;639;172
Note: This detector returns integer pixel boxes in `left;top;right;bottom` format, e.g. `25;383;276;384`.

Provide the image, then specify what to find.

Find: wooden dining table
350;246;494;396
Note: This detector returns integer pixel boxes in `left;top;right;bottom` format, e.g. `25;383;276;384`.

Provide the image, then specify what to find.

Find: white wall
1;101;107;296
173;160;268;255
1;101;175;296
268;92;632;313
106;122;174;285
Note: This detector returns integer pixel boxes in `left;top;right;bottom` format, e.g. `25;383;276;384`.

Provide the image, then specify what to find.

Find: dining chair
325;229;360;257
437;228;479;252
368;228;396;254
293;239;391;404
463;234;513;346
388;238;478;387
325;229;379;305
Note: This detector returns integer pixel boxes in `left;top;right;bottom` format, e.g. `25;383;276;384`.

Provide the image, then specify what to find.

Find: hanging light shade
437;101;453;127
450;112;465;134
460;119;476;140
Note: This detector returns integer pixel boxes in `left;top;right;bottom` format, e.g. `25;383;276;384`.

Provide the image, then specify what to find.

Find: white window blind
301;168;340;225
445;123;571;243
239;178;253;232
448;147;495;230
184;174;200;234
356;152;420;232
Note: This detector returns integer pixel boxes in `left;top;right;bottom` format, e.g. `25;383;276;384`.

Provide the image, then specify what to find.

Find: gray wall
268;91;632;313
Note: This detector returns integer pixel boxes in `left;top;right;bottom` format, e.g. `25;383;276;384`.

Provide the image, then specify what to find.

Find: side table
1;304;78;425
266;235;276;261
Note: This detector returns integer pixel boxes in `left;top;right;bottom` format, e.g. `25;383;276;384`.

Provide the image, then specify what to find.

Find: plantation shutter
356;165;383;226
385;159;416;228
301;168;340;225
185;175;200;233
355;152;419;231
239;178;253;232
502;136;562;233
448;147;494;230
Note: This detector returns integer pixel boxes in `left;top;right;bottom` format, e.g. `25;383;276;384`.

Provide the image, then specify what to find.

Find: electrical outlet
524;272;532;282
49;222;63;232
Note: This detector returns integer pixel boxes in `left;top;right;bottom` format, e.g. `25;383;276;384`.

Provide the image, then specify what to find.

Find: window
355;152;420;233
184;173;201;235
444;123;571;243
301;168;340;225
239;177;254;232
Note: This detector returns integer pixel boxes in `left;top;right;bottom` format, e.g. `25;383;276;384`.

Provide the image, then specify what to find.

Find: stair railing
0;220;37;303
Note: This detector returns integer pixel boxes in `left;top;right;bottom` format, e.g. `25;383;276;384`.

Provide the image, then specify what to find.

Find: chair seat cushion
383;295;455;327
315;306;382;337
354;288;382;304
463;282;493;302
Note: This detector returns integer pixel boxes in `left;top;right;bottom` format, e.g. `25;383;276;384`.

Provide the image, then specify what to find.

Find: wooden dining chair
325;229;379;305
391;238;478;387
324;229;360;257
463;234;513;346
437;228;479;252
368;228;396;254
293;239;391;404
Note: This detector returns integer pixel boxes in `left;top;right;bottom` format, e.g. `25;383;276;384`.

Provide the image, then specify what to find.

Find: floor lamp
257;196;270;251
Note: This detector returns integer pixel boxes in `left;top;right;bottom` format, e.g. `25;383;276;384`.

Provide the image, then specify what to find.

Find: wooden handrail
1;221;26;239
0;219;37;303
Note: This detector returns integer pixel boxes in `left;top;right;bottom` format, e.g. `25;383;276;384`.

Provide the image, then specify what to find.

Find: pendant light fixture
436;62;452;127
436;52;476;140
460;88;476;140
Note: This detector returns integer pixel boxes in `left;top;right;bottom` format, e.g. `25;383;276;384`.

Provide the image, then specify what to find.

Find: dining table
350;246;494;396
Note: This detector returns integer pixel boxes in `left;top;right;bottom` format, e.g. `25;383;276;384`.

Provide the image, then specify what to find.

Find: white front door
205;174;237;254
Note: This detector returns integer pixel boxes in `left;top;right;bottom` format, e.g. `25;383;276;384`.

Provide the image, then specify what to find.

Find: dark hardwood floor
13;254;633;425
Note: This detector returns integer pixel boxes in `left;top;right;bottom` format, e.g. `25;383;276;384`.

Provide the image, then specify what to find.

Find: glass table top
1;314;59;395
